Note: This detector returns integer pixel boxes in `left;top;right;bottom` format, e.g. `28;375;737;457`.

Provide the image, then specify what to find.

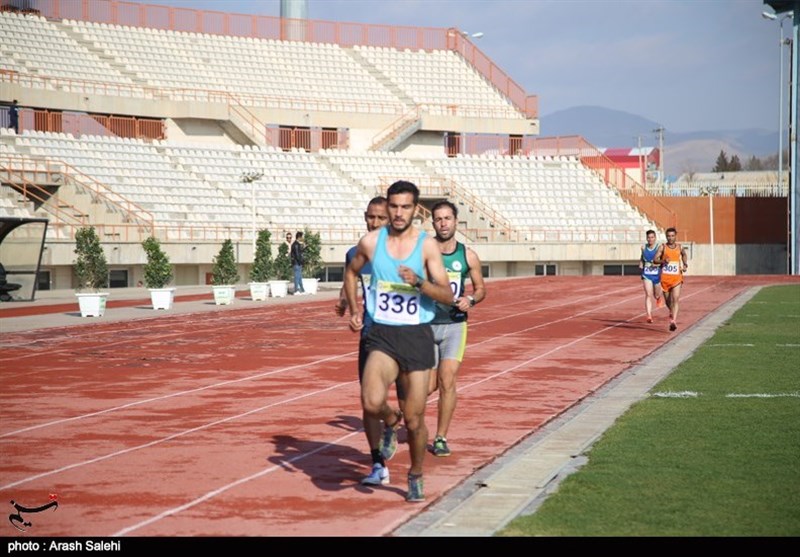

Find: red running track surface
1;275;796;537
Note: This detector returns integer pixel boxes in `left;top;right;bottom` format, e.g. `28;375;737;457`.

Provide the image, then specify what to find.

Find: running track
1;275;796;537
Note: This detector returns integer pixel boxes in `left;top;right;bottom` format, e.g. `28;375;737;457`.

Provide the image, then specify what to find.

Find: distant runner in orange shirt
655;227;688;332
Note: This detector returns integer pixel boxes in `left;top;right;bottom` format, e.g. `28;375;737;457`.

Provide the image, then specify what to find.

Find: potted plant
211;238;240;305
142;236;175;310
74;226;109;317
270;240;292;298
301;227;323;295
249;229;273;301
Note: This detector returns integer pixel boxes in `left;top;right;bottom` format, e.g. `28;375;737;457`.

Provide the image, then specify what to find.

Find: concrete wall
166;119;238;146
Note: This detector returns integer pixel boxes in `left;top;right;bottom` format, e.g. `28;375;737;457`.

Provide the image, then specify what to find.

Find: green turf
498;284;800;536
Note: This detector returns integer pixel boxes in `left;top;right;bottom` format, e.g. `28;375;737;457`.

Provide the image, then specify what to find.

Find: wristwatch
467;295;476;307
414;277;424;289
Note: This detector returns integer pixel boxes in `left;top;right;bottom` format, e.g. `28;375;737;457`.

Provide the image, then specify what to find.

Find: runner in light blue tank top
342;180;454;503
366;225;436;326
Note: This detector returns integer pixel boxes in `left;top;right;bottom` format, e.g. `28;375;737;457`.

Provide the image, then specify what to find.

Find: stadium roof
763;0;799;15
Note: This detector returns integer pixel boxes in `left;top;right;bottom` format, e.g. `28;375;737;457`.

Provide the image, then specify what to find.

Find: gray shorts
431;321;468;364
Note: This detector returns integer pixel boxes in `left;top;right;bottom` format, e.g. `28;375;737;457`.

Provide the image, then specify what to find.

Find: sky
120;0;789;134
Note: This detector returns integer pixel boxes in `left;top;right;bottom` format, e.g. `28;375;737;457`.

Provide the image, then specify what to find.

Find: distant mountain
539;106;779;177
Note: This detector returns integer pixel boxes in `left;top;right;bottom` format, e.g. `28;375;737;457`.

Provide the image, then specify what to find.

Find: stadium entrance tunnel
0;217;48;302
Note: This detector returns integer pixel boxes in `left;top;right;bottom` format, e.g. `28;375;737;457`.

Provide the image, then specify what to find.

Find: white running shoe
360;462;389;485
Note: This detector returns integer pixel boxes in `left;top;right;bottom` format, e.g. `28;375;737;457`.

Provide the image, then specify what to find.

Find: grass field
498;284;800;537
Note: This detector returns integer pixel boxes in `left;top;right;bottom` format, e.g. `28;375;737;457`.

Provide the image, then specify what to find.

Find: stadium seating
0;6;673;287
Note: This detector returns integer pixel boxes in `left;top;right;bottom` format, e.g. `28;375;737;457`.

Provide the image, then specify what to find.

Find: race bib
374;280;421;325
643;263;660;276
662;261;680;275
447;271;462;298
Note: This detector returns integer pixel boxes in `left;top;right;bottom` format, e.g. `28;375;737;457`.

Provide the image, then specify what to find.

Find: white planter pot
302;278;319;295
76;292;109;317
212;285;236;305
269;280;289;298
248;282;270;301
149;287;175;310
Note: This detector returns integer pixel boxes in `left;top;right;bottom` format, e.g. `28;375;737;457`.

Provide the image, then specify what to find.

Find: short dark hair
666;227;677;235
367;196;387;208
646;229;656;236
295;231;303;240
432;200;458;219
387;180;419;205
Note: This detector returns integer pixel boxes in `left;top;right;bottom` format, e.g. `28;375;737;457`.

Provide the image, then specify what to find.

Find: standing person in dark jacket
8;100;19;134
291;231;305;295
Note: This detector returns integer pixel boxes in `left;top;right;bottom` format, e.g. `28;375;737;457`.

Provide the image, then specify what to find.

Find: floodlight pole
653;126;665;190
241;171;264;252
701;185;718;275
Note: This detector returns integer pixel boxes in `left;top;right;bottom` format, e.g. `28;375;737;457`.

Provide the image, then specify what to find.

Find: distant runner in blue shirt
639;229;665;323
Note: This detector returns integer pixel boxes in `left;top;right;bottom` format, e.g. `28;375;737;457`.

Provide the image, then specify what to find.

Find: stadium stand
0;1;787;291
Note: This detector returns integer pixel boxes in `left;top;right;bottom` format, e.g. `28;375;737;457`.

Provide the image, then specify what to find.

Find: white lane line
11;284;721;531
111;425;364;537
0;380;357;491
0;352;355;438
651;391;699;398
3;286;635;439
112;285;708;537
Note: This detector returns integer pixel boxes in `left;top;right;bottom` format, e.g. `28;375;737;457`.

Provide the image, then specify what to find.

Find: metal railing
17;0;537;118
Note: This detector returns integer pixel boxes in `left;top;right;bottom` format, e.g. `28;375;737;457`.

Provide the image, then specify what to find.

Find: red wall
653;197;787;244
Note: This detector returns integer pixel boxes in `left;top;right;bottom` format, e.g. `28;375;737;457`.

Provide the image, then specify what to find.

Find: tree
745;156;764;171
712;150;729;172
141;236;173;289
211;239;240;285
249;229;273;282
729;155;742;172
74;226;108;291
302;228;323;278
273;241;292;281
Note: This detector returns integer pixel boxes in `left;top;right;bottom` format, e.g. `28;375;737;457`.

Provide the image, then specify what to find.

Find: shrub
141;236;173;289
249;229;273;282
211;239;240;285
273;241;292;281
74;226;108;291
302;228;324;279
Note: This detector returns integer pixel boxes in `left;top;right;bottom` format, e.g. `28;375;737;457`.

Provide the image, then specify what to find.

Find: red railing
443;134;677;231
23;0;537;118
1;154;155;234
13;104;165;141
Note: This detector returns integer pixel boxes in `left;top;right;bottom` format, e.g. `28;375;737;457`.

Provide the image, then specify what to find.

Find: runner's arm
653;244;665;265
421;237;459;305
454;247;486;312
344;240;370;330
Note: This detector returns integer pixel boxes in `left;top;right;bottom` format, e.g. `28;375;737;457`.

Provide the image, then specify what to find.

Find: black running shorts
364;323;435;373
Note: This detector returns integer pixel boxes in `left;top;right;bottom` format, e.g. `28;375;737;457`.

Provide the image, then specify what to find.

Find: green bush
302;228;324;279
249;229;273;282
142;236;173;289
74;226;108;291
273;241;292;281
211;239;240;285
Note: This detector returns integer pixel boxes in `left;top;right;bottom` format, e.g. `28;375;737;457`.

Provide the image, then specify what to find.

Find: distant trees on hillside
713;150;741;172
711;149;788;172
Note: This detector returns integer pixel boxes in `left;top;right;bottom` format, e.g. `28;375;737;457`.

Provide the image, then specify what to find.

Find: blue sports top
365;226;435;326
641;243;661;280
346;245;373;328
